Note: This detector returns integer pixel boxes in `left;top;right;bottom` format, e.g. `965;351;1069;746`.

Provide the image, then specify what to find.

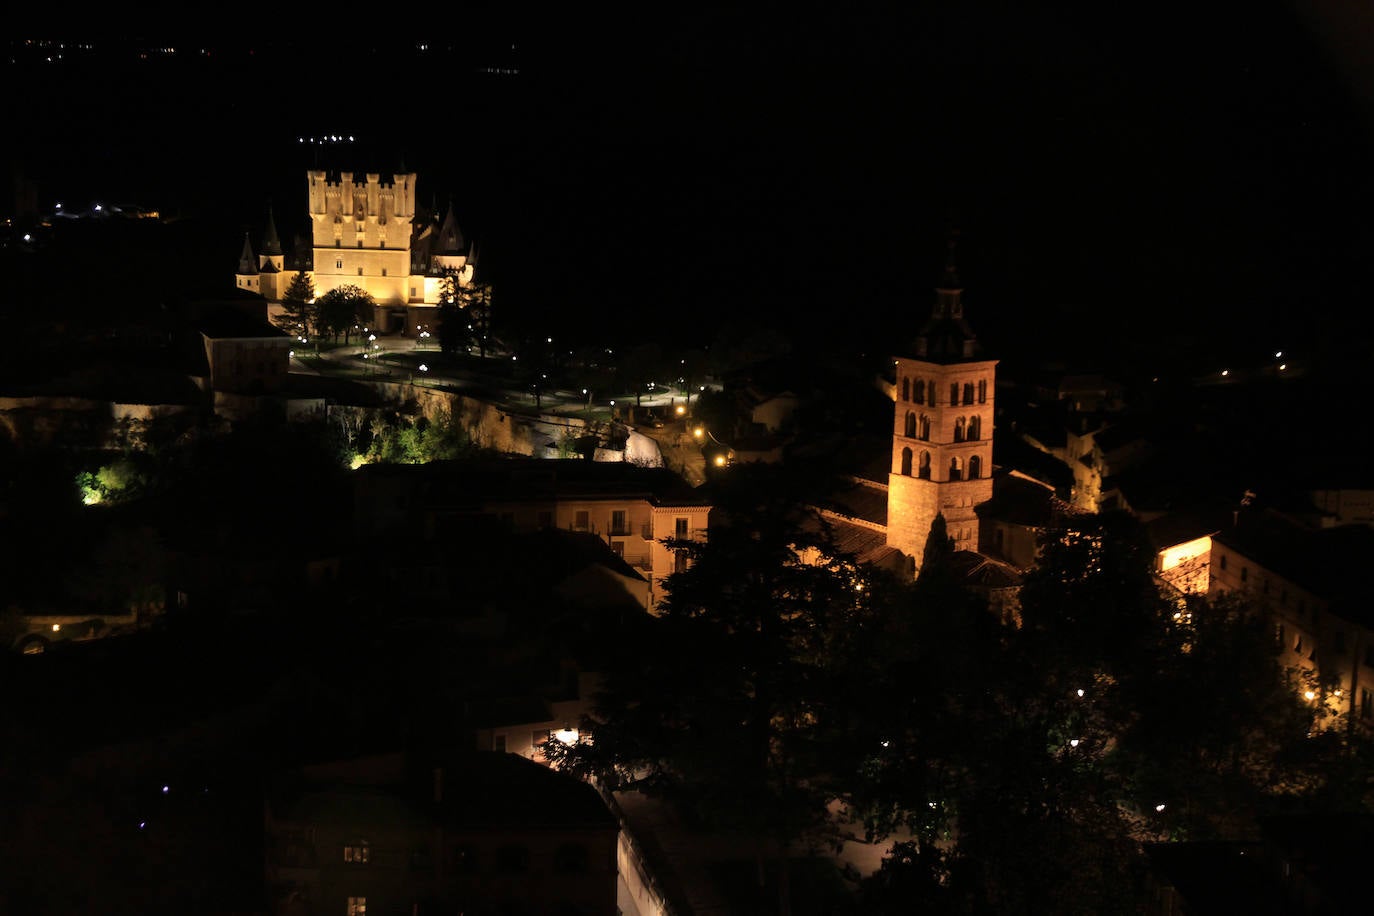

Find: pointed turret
261;205;283;257
237;233;258;275
436;202;465;255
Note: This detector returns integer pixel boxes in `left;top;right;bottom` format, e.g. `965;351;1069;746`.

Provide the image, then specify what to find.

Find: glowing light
1278;363;1287;371
693;427;704;439
51;624;61;632
289;350;294;358
675;405;686;415
553;727;579;744
1076;688;1085;698
1069;738;1080;748
161;785;169;794
713;454;727;467
1221;369;1229;377
418;364;428;372
1275;351;1283;358
1304;690;1317;701
1155;803;1166;813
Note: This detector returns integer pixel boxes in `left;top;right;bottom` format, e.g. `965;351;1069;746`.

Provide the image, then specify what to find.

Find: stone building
235;170;478;336
886;245;998;567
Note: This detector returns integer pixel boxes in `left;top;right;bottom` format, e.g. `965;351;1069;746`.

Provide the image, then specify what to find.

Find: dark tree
274;270;316;339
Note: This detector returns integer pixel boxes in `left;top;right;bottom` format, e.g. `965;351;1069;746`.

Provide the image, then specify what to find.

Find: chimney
433;766;444;804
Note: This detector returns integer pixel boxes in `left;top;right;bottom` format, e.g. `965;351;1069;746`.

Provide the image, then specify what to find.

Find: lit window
675;517;689;539
344;842;370;864
347;896;366;916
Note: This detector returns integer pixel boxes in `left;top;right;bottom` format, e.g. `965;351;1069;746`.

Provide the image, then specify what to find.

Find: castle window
919;414;930;440
357;268;363;276
963;382;974;404
950;383;959;406
900;447;913;476
969;454;982;479
914;379;925;403
968;416;981;440
381;268;387;277
978;379;988;403
901;377;910;401
928;382;936;407
949;457;962;481
918;451;931;479
904;412;916;438
953;417;966;442
336;258;343;269
357;239;363;247
336;240;341;247
1219;553;1227;570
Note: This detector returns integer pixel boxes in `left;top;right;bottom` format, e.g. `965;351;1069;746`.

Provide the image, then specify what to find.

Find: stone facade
886;254;998;569
239;170;477;336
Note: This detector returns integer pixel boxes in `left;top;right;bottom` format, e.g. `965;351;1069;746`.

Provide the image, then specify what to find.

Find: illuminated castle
886;242;998;565
235;170;477;336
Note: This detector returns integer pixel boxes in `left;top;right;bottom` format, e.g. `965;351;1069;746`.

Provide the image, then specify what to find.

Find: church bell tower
886;239;997;569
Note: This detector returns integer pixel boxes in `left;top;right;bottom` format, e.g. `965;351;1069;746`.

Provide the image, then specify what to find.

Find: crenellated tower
307;170;417;315
886;239;998;569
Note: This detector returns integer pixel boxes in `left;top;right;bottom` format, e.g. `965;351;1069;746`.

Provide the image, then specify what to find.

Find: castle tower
235;232;260;295
886;239;998;569
306;170;417;331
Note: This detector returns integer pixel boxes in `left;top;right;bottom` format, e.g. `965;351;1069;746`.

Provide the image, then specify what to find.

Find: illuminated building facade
236;170;477;336
886;249;997;567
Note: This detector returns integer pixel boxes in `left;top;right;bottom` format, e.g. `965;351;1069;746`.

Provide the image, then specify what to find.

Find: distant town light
1275;350;1283;358
1069;739;1080;748
1076;688;1085;698
1278;364;1287;371
1221;369;1229;377
1155;804;1166;813
1304;690;1317;701
714;454;727;467
51;624;60;632
418;364;428;372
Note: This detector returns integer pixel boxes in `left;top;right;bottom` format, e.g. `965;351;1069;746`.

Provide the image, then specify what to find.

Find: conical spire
237;233;258;275
436;200;465;255
261;205;283;257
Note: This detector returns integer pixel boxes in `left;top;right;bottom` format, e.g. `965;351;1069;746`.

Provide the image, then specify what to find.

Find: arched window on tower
919;414;931;440
901;377;910;401
954;417;966;442
900;447;913;476
950;383;959;406
978;379;988;403
913;379;925;404
904;412;915;438
949;456;963;481
968;416;981;441
918;451;931;479
927;382;937;407
969;454;982;479
963;382;974;405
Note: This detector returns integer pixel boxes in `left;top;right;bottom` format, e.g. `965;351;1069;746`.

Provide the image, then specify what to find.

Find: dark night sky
7;6;1374;373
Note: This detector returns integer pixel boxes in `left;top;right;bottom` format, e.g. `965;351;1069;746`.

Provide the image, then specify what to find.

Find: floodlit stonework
886;249;997;567
236;170;477;336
